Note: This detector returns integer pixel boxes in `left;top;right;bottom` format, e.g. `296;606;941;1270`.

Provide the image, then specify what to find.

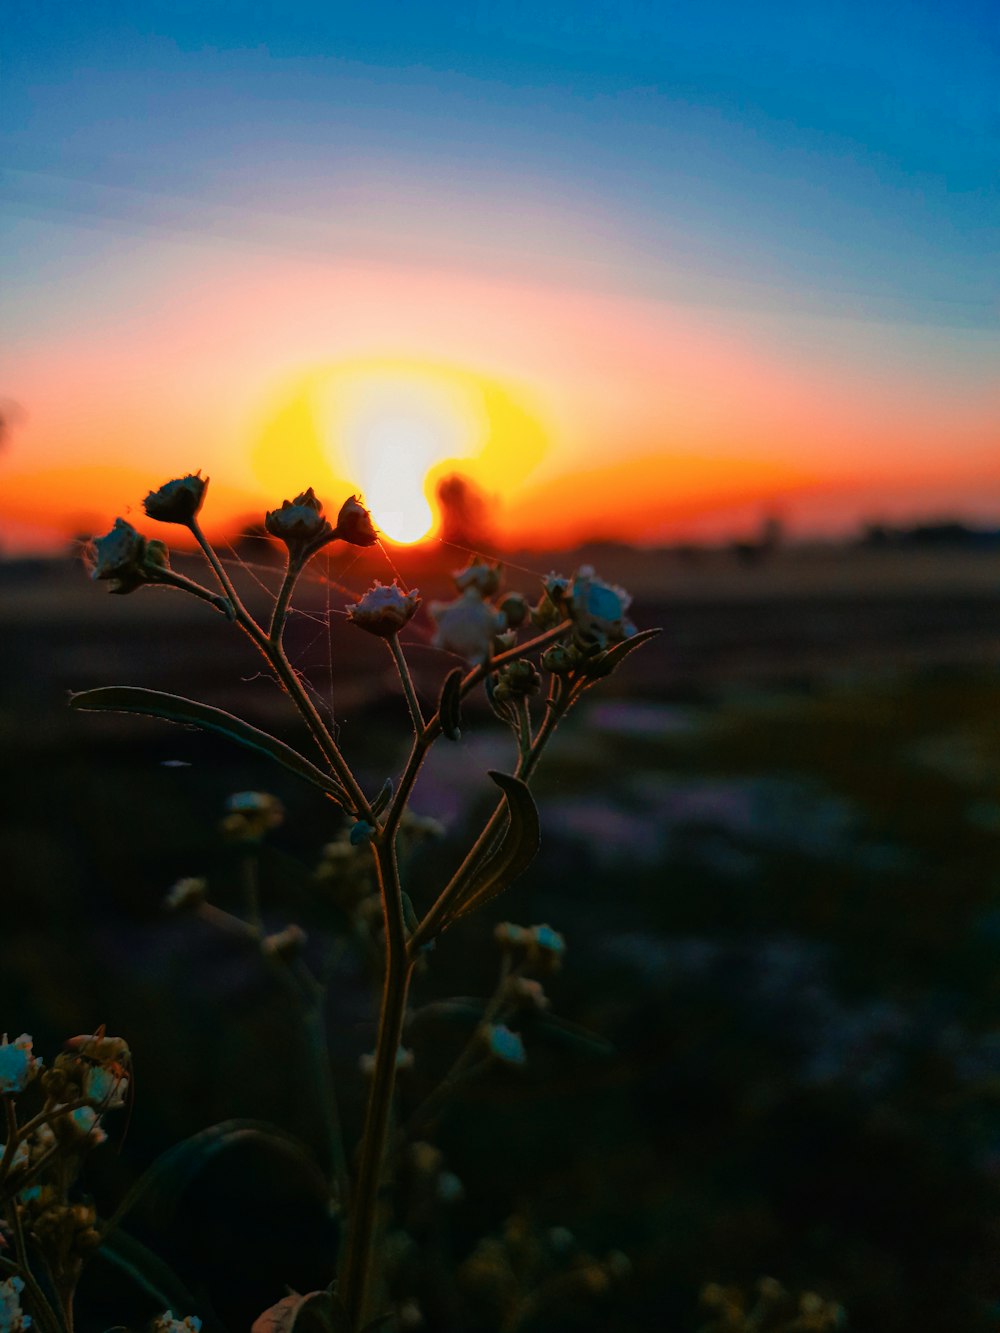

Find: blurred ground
2;541;1000;1331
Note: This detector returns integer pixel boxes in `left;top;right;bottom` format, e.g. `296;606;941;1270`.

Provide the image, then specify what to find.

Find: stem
0;1097;17;1194
268;556;303;644
382;621;574;839
3;1196;65;1333
239;852;261;933
298;986;350;1210
188;517;249;620
340;842;413;1330
407;680;569;956
388;636;424;734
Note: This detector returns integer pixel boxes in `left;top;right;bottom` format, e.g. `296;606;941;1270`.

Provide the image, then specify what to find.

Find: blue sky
1;1;997;546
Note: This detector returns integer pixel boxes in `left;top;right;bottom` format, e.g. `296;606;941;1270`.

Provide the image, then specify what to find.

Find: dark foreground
3;546;1000;1331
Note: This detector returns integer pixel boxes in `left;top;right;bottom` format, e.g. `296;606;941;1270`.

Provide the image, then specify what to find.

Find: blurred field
3;542;1000;1332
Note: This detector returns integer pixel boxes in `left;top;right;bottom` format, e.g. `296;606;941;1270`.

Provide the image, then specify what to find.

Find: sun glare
250;357;549;547
327;369;485;545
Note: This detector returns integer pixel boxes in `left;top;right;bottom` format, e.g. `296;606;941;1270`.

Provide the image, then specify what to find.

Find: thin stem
300;998;350;1210
3;1197;65;1333
407;681;570;956
268;556;303;644
382;621;574;839
458;621;572;702
340;842;413;1330
395;956;515;1149
388;636;424;734
241;853;262;934
0;1096;17;1194
188;516;250;620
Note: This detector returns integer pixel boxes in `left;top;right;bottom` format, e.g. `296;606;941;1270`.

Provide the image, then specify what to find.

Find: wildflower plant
4;479;662;1332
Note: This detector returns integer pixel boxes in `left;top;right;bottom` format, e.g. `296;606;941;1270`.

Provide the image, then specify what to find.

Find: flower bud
261;924;308;961
89;518;168;595
333;495;378;547
221;791;284;841
163;876;207;913
453;558;502;597
143;473;208;525
494;922;526;950
482;1024;526;1066
524;923;566;973
346;580;421;638
498;591;528;628
541;643;577;675
265;488;334;555
496;659;540;699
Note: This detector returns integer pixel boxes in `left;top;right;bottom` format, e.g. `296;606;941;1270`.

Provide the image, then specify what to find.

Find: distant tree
435;472;496;551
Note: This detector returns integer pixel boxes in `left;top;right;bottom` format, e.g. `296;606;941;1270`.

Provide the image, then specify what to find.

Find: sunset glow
1;4;996;552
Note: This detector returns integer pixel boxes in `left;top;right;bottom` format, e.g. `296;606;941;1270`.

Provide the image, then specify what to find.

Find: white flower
0;1034;40;1095
151;1312;203;1333
569;566;634;648
429;589;506;664
0;1275;32;1332
346;581;421;638
84;1063;129;1110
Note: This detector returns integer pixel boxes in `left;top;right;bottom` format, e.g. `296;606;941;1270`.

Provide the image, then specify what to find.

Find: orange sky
3;244;999;552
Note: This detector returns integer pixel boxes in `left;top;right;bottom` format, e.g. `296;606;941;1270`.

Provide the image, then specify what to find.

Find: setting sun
329;368;483;544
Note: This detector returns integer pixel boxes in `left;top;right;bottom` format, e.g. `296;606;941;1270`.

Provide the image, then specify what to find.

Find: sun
250;356;550;545
336;380;476;544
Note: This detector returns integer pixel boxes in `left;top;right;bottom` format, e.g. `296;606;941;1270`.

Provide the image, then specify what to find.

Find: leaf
100;1120;328;1243
69;687;347;803
293;1291;351;1333
252;1291;351;1333
97;1230;225;1333
586;626;662;679
527;1012;616;1059
438;666;464;740
446;771;540;925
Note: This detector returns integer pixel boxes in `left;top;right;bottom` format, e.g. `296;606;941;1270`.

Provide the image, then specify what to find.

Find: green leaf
100;1119;328;1243
97;1230;226;1333
585;626;662;679
69;687;348;804
438;666;464;740
446;771;540;925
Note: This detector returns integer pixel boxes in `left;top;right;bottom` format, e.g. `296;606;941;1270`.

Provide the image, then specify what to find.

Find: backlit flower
568;566;635;649
265;488;334;554
346;581;421;638
430;589;506;664
143;473;208;525
89;519;169;595
333;495;378;547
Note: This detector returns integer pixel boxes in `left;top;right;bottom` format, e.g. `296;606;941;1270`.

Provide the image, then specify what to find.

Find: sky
1;0;997;549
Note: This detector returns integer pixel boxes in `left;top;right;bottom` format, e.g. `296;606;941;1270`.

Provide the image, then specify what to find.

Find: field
3;541;1000;1331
